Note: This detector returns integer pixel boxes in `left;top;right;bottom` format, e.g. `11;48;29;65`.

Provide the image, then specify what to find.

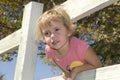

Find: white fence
0;0;119;80
44;64;120;80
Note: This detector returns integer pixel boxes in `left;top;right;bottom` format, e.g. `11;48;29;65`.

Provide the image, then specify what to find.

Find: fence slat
62;0;119;22
14;2;43;80
0;29;21;54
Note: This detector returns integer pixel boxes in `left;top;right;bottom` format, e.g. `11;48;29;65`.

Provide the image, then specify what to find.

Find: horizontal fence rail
62;0;119;22
0;29;21;54
43;64;120;80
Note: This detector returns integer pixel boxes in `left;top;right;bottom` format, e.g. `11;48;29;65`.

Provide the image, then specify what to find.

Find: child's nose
51;33;56;38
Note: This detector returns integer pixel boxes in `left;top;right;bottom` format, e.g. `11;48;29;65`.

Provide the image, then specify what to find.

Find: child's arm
53;59;71;79
70;47;103;79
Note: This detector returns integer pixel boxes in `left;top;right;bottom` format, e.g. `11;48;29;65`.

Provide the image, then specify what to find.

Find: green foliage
0;0;26;39
0;50;17;61
0;74;4;80
39;0;66;11
74;1;120;66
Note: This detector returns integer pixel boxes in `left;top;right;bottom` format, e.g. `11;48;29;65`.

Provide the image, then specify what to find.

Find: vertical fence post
14;2;43;80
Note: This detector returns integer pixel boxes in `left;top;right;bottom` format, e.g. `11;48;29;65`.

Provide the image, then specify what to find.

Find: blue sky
0;56;61;80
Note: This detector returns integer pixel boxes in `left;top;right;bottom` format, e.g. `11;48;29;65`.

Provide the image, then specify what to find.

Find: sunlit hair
36;6;76;42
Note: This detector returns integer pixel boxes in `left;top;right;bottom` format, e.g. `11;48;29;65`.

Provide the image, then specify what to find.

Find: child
36;6;102;80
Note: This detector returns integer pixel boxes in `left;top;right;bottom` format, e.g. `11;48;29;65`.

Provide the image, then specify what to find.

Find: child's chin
51;47;59;50
53;47;60;50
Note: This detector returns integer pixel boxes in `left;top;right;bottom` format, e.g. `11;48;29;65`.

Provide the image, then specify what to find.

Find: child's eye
55;28;59;31
44;31;51;37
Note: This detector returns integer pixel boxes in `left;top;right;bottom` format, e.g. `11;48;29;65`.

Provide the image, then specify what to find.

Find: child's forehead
41;21;64;31
44;20;63;27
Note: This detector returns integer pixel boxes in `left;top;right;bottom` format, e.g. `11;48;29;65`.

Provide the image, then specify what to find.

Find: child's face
41;21;71;50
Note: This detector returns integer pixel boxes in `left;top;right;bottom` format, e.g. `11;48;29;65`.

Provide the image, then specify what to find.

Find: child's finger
67;78;73;80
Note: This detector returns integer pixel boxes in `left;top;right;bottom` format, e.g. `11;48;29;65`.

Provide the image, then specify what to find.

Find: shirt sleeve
77;40;90;61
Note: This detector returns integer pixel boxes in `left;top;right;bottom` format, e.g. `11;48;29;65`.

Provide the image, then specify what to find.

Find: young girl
36;6;102;80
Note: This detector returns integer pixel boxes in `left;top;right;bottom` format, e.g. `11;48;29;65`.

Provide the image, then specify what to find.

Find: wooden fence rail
44;64;120;80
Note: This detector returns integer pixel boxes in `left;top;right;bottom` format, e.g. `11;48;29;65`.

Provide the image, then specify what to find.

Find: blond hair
36;6;75;42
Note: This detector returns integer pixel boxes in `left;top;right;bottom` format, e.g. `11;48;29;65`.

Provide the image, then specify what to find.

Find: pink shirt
46;36;89;70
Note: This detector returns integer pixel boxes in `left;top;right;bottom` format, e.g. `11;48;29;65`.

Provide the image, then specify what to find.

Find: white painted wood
75;64;120;80
0;29;21;54
43;64;120;80
42;76;64;80
14;2;43;80
62;0;119;22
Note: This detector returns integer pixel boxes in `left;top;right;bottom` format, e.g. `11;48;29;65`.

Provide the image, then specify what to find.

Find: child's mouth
52;40;59;45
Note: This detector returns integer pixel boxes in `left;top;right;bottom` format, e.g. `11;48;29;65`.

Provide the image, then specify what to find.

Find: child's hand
70;67;79;80
62;67;80;80
67;78;73;80
62;71;71;80
62;68;78;80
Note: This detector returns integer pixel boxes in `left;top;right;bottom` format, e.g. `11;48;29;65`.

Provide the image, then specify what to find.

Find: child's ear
67;30;72;37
